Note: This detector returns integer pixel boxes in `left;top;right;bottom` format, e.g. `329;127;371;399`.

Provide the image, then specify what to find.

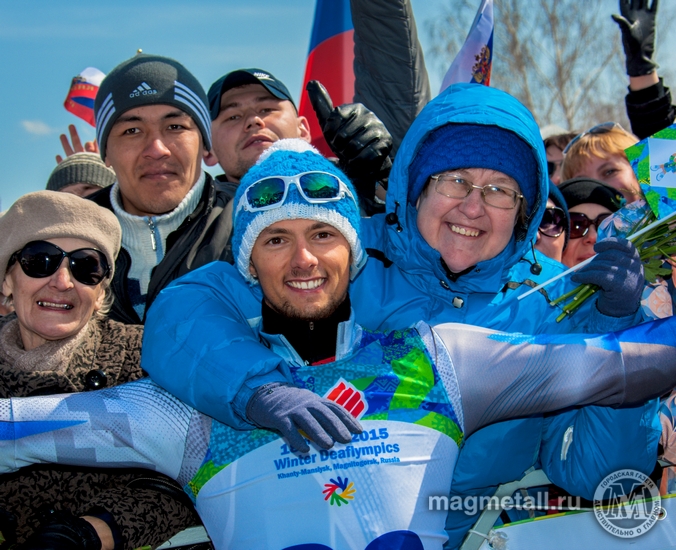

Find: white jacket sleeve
425;316;676;436
0;379;208;486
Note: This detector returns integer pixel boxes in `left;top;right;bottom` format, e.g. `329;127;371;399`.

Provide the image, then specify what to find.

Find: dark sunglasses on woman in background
7;240;110;286
569;212;611;240
547;160;562;178
562;122;624;155
538;207;566;238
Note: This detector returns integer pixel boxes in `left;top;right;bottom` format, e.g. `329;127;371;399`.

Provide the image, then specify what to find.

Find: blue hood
379;84;548;293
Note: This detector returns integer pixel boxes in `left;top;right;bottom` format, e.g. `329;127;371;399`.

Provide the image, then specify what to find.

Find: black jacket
89;174;237;324
626;78;676;140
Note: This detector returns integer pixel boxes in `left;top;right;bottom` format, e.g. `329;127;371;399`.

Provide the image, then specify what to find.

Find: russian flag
64;67;105;127
439;0;493;93
298;0;355;156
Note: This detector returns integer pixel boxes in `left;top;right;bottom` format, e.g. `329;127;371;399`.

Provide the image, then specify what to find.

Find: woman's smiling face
416;168;521;273
2;237;106;350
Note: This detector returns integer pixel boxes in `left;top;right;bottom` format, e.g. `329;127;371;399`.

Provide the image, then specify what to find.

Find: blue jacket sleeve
142;261;292;429
540;401;661;500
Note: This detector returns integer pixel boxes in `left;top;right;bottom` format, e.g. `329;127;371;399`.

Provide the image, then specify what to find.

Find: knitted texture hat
208;68;295;120
232;139;365;285
0;191;122;284
558;177;624;212
408;123;539;214
46;153;116;192
94;53;211;157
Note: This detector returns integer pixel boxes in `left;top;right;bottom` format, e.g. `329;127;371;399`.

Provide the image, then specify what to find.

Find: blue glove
246;383;363;453
571;237;644;317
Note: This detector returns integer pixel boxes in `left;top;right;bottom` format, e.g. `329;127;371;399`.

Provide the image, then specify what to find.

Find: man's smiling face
249;219;351;320
104;104;207;216
210;84;310;182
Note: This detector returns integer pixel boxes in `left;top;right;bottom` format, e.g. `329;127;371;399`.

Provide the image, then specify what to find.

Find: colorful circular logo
323;476;356;506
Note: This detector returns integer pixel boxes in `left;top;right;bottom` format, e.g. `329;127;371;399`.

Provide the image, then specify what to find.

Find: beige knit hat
0;191;121;284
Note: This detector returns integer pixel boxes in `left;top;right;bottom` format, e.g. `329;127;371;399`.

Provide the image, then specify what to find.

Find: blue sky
1;1;671;210
0;0;448;209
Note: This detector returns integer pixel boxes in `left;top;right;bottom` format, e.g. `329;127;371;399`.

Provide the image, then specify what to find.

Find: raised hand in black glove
571;237;645;318
19;511;102;550
247;383;363;454
612;0;659;77
306;80;392;200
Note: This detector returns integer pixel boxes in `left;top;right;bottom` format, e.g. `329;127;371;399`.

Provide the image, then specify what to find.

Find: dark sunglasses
547;160;562;178
569;212;611;239
538;207;566;238
562;122;624;155
7;240;110;286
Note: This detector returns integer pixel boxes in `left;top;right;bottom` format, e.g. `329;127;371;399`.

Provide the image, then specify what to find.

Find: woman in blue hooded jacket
142;84;653;548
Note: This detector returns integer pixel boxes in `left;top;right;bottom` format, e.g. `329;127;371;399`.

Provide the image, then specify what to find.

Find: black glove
19;511;101;550
306;80;393;200
612;0;658;77
246;383;363;453
0;508;17;549
571;237;644;318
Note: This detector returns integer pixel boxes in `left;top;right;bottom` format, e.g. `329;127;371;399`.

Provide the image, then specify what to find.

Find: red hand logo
325;379;367;419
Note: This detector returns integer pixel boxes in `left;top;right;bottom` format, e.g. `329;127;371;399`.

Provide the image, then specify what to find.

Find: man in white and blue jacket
143;85;654;547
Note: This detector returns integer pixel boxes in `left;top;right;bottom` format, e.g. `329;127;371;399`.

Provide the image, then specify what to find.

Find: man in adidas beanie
87;53;236;325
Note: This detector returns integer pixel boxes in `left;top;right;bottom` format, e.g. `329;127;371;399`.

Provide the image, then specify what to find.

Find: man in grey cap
87;52;236;325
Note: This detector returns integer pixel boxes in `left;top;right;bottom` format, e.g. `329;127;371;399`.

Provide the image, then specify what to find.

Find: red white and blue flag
64;67;105;127
439;0;493;93
298;0;355;156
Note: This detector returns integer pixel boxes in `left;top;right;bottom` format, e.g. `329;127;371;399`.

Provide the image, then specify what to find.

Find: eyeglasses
538;207;566;238
237;171;356;213
547;160;562;178
562;122;624;155
569;212;611;239
430;173;523;210
7;240;110;286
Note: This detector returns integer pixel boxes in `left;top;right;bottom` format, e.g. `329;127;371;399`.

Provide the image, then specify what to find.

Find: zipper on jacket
147;218;158;251
560;426;574;460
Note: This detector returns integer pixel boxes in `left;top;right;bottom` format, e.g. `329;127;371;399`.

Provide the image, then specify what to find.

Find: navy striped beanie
94;53;211;158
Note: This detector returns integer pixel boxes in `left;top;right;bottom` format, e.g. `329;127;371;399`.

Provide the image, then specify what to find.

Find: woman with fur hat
0;191;197;550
